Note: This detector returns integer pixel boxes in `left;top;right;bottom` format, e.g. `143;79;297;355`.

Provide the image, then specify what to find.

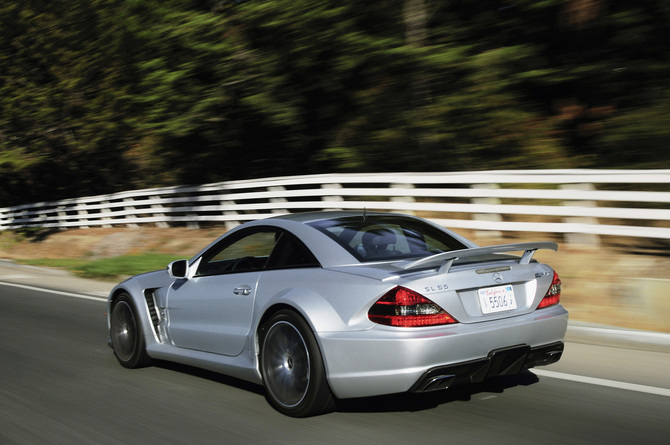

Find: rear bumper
319;304;568;399
409;341;564;392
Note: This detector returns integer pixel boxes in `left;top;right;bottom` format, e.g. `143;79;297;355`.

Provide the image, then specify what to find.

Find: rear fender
257;287;346;335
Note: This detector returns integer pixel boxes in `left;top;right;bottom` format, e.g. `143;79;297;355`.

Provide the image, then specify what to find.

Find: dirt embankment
0;227;220;260
1;226;669;333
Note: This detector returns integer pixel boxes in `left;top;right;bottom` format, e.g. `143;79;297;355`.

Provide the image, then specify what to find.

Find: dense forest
1;0;669;206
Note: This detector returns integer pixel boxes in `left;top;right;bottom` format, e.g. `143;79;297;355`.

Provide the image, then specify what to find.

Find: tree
2;0;669;207
0;1;137;204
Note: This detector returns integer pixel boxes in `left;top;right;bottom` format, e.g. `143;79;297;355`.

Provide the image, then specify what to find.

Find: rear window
308;215;467;262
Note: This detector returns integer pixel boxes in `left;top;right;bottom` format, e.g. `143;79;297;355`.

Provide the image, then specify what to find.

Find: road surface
1;279;669;444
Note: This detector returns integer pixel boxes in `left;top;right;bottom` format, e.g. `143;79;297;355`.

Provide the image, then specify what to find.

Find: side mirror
167;259;189;279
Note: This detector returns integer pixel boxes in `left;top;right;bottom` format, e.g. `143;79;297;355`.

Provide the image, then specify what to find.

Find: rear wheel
110;293;151;369
260;310;335;417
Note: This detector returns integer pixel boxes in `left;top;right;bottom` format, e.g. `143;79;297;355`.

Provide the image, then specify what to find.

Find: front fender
106;270;172;348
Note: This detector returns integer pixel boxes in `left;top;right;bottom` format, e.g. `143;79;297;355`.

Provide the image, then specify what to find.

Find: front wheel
110;293;152;369
259;310;335;417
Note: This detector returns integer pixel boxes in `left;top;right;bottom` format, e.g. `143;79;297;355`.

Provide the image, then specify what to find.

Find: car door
166;227;279;356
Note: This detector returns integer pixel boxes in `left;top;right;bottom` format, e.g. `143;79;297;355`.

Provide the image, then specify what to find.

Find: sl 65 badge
425;283;449;293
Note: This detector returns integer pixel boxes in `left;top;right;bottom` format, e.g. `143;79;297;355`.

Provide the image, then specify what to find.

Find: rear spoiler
401;242;558;274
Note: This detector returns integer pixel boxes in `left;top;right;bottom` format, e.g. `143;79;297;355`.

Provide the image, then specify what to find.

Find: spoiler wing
401;242;558;274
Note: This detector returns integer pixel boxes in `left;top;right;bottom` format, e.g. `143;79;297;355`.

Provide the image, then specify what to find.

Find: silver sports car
107;211;567;417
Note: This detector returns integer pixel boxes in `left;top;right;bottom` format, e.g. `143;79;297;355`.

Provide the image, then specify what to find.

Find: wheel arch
107;285;158;346
109;286;129;305
256;303;305;351
254;288;346;352
108;289;154;368
256;305;336;416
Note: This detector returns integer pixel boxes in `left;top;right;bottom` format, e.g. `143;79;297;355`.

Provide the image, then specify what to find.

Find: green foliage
0;1;138;204
19;253;183;279
1;0;669;206
595;89;670;167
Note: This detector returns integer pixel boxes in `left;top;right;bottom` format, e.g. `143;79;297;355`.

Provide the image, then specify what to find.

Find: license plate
478;285;517;314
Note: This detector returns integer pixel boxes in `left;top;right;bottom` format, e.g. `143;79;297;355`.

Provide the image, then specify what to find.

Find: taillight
537;271;561;309
368;286;458;327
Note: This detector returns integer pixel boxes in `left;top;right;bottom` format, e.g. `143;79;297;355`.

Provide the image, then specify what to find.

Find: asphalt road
1;281;669;445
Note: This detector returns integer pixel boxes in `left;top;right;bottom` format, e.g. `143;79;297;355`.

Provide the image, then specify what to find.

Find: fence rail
2;170;670;242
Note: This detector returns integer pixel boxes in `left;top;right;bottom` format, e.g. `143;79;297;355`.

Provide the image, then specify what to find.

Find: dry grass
1;225;669;333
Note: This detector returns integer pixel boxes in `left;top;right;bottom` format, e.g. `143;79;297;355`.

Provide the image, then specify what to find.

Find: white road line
0;281;107;302
534;369;670;398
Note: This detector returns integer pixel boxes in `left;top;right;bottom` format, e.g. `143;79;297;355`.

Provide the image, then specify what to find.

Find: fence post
123;198;139;228
152;195;169;228
38;205;49;226
221;200;240;231
471;183;502;239
56;205;67;229
390;183;415;214
560;183;601;248
100;200;113;228
322;183;344;211
77;202;90;229
268;186;288;214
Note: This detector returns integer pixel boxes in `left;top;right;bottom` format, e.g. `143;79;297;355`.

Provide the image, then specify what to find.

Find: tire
110;293;152;369
259;310;335;417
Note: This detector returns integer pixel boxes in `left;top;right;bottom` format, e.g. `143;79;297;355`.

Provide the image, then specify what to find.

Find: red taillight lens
537;271;561;309
368;286;458;327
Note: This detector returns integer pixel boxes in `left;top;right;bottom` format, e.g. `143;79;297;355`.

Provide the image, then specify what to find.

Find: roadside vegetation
0;228;189;280
17;254;184;280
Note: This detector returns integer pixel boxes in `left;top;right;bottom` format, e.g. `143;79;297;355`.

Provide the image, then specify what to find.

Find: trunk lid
326;242;558;324
398;243;558;323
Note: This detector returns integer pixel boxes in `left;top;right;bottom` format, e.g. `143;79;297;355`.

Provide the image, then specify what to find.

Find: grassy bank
2;226;670;332
18;253;184;280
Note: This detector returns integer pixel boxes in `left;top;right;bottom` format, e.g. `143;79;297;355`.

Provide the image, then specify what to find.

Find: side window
421;233;452;254
197;229;278;276
266;233;320;269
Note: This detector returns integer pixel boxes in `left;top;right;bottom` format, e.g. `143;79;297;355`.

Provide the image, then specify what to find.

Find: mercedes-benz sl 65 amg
107;211;567;417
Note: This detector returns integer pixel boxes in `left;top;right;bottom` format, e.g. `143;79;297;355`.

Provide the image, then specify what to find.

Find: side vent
143;289;161;335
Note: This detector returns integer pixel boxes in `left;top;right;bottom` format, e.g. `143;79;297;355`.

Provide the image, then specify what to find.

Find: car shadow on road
336;370;540;414
152;359;540;415
153;359;267;397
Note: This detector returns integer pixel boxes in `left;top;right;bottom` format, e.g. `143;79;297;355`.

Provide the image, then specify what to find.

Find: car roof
191;211;475;269
269;210;407;224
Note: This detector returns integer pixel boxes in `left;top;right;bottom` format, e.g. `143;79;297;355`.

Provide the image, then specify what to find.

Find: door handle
233;285;252;296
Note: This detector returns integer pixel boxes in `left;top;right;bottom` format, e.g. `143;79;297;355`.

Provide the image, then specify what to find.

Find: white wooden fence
1;170;670;241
